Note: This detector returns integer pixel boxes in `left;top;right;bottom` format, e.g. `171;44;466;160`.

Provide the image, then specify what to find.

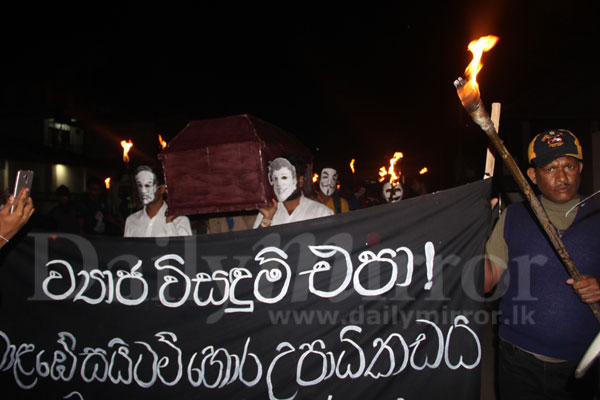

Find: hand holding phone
11;170;34;213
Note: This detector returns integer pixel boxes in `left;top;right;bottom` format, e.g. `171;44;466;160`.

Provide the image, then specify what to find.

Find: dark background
1;1;598;192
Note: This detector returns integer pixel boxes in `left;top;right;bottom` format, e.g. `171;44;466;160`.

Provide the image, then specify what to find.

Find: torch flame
419;167;428;175
121;140;133;163
378;152;403;185
158;134;167;150
312;173;319;183
458;35;499;107
349;158;356;174
104;177;111;189
378;166;388;182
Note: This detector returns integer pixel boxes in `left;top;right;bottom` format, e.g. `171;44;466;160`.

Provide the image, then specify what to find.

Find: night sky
1;1;598;189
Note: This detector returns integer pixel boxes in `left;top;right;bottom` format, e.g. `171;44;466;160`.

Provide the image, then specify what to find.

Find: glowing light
312;173;319;183
349;158;356;174
121;140;133;163
378;152;403;185
337;182;341;190
458;35;499;106
419;167;428;175
158;134;167;150
378;166;388;182
104;177;111;189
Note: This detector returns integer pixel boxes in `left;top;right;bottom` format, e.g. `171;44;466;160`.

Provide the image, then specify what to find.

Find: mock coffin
159;114;313;216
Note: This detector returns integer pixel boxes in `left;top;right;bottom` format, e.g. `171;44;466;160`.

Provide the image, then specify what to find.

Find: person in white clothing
124;165;192;237
254;155;333;228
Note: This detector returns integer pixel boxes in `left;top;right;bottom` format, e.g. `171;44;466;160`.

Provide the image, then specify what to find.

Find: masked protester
485;129;600;399
315;166;349;214
382;181;404;203
254;155;332;228
124;165;192;237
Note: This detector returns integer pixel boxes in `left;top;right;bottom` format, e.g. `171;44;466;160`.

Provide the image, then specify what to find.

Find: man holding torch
485;129;600;399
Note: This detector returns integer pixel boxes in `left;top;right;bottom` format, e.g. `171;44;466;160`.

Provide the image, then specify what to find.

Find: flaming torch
349;158;356;174
312;173;319;184
158;134;167;150
378;152;403;185
419;167;428;175
104;177;111;190
121;140;133;163
453;35;600;325
120;139;138;210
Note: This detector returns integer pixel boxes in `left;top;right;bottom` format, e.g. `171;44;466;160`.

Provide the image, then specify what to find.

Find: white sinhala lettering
254;247;292;305
50;332;78;382
115;260;148;306
192;270;230;307
354;249;399;296
267;342;297;400
80;347;109;383
410;319;444;370
302;245;352;298
43;260;77;300
296;340;328;387
0;330;16;371
366;333;409;379
239;337;262;387
335;325;365;379
156;255;191;308
73;269;107;305
132;340;159;388
395;247;414;288
444;316;481;370
390;333;410;375
226;268;254;313
155;332;183;386
13;342;37;389
107;338;133;385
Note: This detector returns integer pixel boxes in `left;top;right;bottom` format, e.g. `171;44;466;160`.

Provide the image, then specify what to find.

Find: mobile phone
11;170;34;213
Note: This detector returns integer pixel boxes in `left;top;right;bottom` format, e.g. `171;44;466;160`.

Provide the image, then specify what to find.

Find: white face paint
319;167;338;196
271;166;297;202
383;182;403;203
135;170;157;205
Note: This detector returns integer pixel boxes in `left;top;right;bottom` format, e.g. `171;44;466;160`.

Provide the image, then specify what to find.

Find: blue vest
499;198;600;360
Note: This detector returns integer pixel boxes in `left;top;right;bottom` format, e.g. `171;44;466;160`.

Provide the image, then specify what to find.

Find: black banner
0;180;491;400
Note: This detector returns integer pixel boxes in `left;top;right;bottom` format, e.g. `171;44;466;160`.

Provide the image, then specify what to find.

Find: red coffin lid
159;114;313;216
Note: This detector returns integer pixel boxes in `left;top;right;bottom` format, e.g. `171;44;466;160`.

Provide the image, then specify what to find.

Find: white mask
271;166;297;202
319;167;338;196
135;170;157;205
383;182;403;203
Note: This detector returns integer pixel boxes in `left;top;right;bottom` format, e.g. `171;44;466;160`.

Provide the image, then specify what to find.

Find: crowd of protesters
2;152;433;238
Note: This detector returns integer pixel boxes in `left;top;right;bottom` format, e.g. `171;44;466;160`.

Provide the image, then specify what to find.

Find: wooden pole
484;102;501;179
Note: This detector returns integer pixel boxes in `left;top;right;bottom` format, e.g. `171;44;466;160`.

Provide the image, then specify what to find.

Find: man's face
527;156;582;203
271;166;297;202
135;170;157;205
382;182;403;203
319;167;338;196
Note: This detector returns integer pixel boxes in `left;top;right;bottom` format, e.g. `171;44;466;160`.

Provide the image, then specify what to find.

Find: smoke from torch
121;140;133;163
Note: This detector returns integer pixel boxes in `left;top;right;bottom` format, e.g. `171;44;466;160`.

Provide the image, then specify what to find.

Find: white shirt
124;202;192;237
253;194;333;228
